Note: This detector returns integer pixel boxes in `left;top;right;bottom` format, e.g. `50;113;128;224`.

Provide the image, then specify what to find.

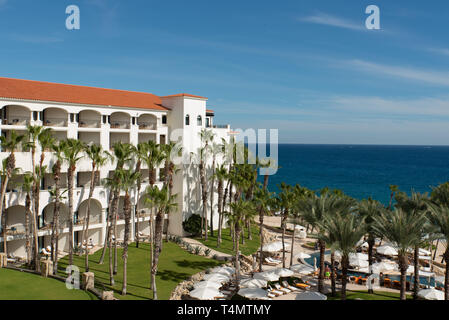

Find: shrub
212;254;218;260
204;248;211;257
182;214;202;236
194;246;202;255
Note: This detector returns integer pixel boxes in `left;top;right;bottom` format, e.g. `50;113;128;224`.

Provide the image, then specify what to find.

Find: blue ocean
263;144;449;205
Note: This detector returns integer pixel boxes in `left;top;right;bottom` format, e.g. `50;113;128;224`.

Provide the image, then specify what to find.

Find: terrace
43;108;68;127
110;112;130;129
78;110;101;128
138;114;158;130
0;105;31;126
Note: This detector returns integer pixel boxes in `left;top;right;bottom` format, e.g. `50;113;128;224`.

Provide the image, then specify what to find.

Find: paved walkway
181;237;232;260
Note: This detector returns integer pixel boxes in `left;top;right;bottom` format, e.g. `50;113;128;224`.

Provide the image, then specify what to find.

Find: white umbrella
349;255;369;268
253;271;280;282
295;291;327;300
294;252;311;260
349;252;368;260
372;262;397;273
194;281;222;290
419;248;431;256
189;287;222;300
272;268;294;277
262;242;281;252
211;266;235;276
202;273;230;283
238;288;268;299
290;264;315;275
418;288;444;300
376;245;398;256
240;278;267;288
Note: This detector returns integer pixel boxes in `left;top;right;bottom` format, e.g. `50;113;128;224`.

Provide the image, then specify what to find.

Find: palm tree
60;138;85;265
198;129;214;239
214;165;228;247
253;186;273;272
50;142;64;273
0;131;24;254
208;142;222;237
395;190;431;299
132;142;148;248
276;183;294;268
145;185;177;300
373;208;428;300
82;144;108;271
388;184;399;210
426;200;449;300
20;172;34;265
317;212;366;300
358;197;384;294
116;168;140;295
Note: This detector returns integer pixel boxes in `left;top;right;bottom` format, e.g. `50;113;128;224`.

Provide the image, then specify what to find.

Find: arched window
185;114;190;125
197;115;202;126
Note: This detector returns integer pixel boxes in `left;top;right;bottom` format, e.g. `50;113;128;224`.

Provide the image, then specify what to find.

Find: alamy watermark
66;5;80;30
65;265;80;290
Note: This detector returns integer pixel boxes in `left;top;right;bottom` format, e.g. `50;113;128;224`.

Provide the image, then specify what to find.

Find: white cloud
427;47;449;57
345;59;449;87
299;13;365;31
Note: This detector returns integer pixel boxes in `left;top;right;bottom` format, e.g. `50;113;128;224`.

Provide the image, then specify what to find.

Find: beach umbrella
294;252;311;260
240;278;267;288
189;287;222;300
295;291;327;300
376;245;398;256
203;273;230;283
194;281;222;290
238;288;268;299
419;248;431;256
253;271;280;282
295;225;306;232
290;264;315;275
372;262;397;273
349;252;368;260
211;266;235;277
262;242;282;252
272;268;294;277
349;254;369;268
418;288;444;300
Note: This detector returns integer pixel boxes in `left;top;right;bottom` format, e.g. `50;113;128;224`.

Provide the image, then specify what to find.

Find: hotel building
0;77;232;259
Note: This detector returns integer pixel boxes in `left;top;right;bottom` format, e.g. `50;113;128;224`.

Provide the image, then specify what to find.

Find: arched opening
110;112;130;129
185;114;190;126
1;105;31;126
77;199;102;225
41;202;70;231
78;110;101;128
4;205;27;237
43;107;68;127
197;115;202;126
138;114;157;130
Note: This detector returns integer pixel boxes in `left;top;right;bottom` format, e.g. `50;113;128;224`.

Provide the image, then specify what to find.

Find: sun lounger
282;281;300;292
264;258;279;266
268;286;284;296
274;283;291;294
266;257;282;263
267;292;276;298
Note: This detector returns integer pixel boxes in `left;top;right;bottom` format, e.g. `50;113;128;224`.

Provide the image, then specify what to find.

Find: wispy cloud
427;47;449;57
344;59;449;87
299;12;365;31
9;34;64;44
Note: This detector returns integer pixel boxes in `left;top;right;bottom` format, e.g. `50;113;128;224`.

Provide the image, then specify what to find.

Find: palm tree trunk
341;256;349;300
368;237;375;294
209;158;215;237
68;165;75;265
31;193;39;272
122;192;131;295
112;190;119;275
216;180;223;248
289;225;296;267
281;213;286;269
258;174;269;272
413;245;420;299
331;251;336;297
151;209;164;300
235;225;241;284
99;192;113;264
83;167;96;272
318;239;326;293
398;254;408;300
200;161;208;240
25;194;31;265
0;175;9;253
444;248;449;300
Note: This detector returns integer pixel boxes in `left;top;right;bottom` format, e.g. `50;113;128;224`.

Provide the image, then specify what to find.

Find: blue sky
1;0;449;144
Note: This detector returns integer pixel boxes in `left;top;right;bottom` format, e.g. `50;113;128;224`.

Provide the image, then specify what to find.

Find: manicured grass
195;224;260;256
0;268;97;300
57;242;222;300
327;290;413;300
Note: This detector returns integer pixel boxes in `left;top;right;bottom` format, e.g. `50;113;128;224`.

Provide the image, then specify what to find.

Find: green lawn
0;268;97;300
57;241;222;300
195;224;260;256
327;290;413;300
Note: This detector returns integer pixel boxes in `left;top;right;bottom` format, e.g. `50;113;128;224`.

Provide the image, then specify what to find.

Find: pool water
302;250;443;288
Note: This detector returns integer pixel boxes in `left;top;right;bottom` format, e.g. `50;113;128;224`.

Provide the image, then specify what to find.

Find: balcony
2;116;30;126
110;120;130;129
43;117;68;127
138;122;157;130
79;119;101;128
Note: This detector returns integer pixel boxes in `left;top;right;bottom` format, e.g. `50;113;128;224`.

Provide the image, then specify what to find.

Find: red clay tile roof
161;93;208;100
0;77;171;111
206;109;214;114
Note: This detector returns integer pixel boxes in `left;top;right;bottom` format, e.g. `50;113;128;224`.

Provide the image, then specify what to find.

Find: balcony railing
44;117;68;127
2;116;30;126
210;124;229;129
110;120;130;129
79;119;101;128
138;122;157;130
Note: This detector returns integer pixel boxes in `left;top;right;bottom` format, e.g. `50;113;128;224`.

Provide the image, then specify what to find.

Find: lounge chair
267;285;284;296
282;281;300;292
383;278;391;288
267;292;276;299
266;257;282;264
273;283;291;294
264;258;279;266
